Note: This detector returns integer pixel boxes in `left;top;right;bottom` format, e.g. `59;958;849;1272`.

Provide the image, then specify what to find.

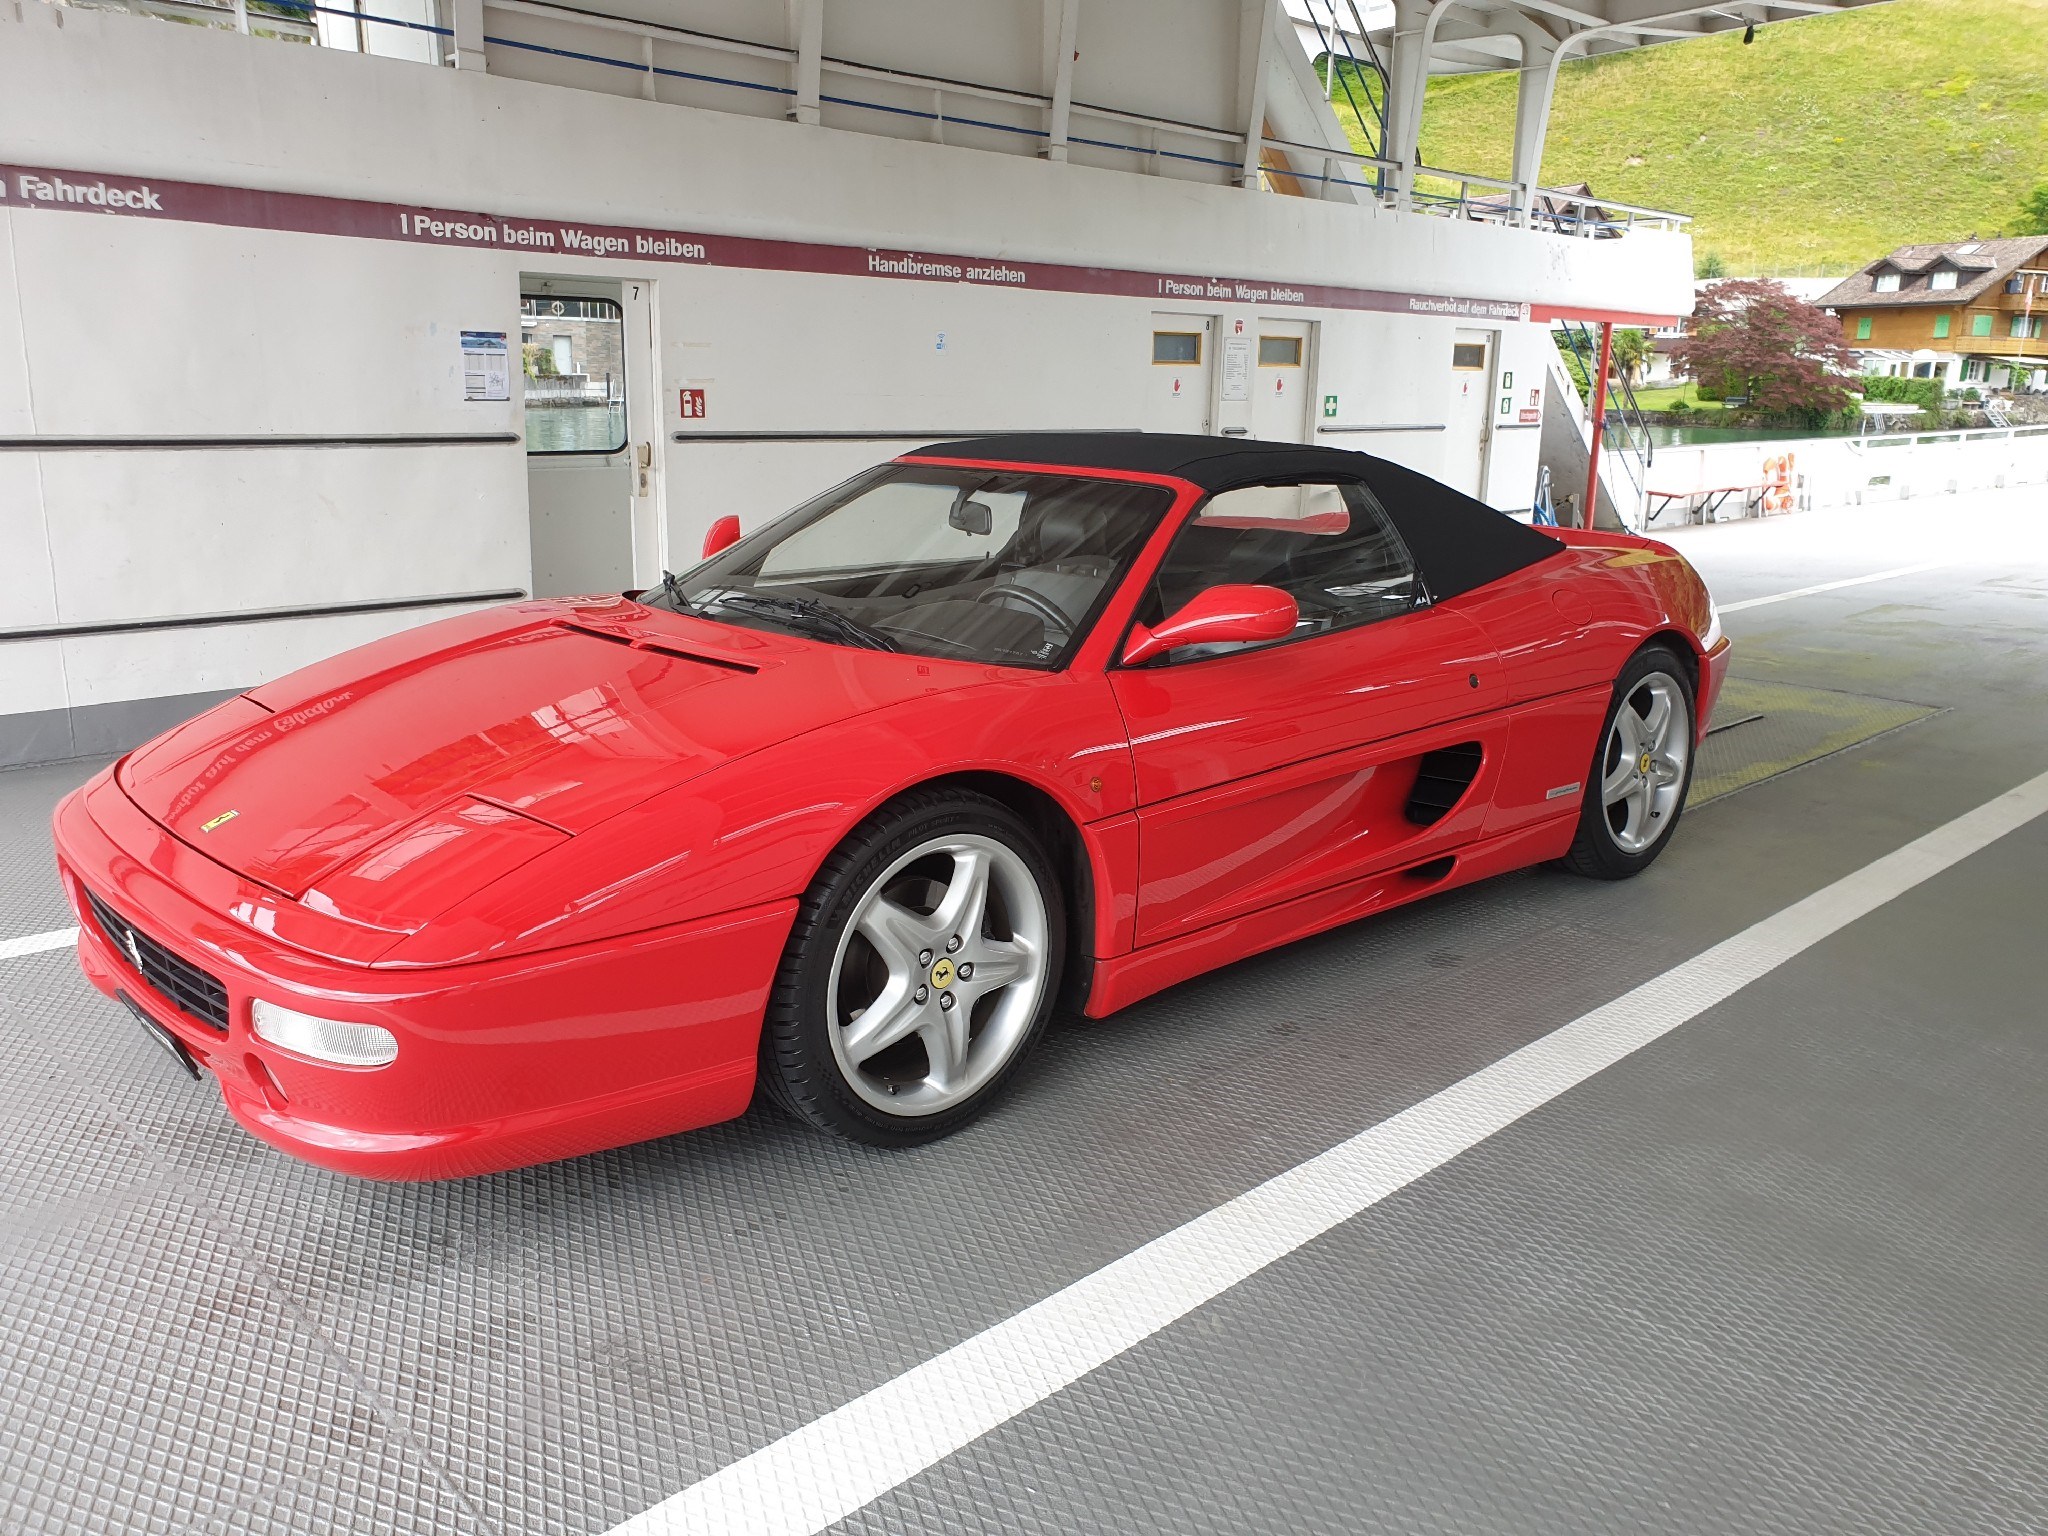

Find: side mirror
1121;584;1298;666
702;514;742;559
949;498;995;536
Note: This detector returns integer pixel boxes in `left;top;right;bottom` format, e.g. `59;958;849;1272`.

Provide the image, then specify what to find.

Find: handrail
1557;320;1655;528
67;0;1690;233
1300;0;1384;165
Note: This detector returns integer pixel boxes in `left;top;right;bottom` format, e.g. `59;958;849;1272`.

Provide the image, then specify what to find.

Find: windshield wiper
709;591;900;652
657;569;689;610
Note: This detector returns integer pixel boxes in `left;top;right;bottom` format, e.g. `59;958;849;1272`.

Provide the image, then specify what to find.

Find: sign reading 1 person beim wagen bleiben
0;161;1668;330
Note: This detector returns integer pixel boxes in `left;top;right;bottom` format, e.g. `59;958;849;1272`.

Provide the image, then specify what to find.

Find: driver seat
983;502;1115;630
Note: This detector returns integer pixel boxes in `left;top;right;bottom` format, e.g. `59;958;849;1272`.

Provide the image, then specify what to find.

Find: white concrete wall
0;0;1691;736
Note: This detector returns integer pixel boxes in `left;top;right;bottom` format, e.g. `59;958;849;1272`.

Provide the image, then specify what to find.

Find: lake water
524;403;626;454
1643;424;1858;449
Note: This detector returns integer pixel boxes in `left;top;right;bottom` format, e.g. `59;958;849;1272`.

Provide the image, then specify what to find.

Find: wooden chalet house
1819;237;2048;391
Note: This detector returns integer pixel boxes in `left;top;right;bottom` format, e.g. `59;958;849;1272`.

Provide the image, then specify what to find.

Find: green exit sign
1322;394;1338;419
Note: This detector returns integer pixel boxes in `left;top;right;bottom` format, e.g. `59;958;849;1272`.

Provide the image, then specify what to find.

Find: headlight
251;999;398;1067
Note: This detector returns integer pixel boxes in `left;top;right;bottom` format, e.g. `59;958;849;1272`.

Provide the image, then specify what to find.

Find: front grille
83;888;230;1032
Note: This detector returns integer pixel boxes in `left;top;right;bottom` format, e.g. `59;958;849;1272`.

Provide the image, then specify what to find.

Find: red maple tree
1670;279;1854;418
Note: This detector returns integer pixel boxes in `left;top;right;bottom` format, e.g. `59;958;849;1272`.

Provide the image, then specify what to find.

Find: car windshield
640;464;1174;668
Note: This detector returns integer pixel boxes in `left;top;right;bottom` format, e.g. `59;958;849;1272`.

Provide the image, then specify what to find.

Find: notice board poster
462;330;511;401
1221;335;1252;401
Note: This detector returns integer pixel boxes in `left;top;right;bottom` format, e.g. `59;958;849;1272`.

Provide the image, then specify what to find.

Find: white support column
1381;0;1434;207
1235;0;1280;188
1040;0;1081;161
786;0;823;126
449;0;485;71
1510;33;1559;228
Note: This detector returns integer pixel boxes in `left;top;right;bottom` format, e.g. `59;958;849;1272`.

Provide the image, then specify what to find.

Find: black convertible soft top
905;432;1565;601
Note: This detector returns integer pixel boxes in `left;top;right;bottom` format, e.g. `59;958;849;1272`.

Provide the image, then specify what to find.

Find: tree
2015;184;2048;237
1610;327;1651;385
1668;279;1852;419
1696;252;1727;279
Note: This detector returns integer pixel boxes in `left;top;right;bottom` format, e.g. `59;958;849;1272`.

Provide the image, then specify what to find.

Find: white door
522;276;640;598
1252;319;1314;442
1445;328;1498;498
1146;314;1215;435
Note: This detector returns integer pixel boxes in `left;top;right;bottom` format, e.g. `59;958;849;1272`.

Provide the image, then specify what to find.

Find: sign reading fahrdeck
10;171;165;211
0;162;1673;327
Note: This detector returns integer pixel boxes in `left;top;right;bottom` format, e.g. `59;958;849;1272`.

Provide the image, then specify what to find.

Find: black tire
756;786;1067;1146
1561;644;1698;880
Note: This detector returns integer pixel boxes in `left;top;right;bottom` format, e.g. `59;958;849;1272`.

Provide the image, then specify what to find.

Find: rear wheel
757;788;1065;1145
1562;646;1696;880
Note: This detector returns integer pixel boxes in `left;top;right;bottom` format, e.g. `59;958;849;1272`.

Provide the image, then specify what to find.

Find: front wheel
757;788;1065;1145
1561;646;1697;880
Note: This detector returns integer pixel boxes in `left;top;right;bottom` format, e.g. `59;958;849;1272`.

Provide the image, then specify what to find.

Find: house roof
1465;181;1614;222
1817;237;2048;310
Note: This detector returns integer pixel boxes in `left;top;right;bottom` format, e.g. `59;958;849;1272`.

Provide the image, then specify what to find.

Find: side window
1140;480;1422;662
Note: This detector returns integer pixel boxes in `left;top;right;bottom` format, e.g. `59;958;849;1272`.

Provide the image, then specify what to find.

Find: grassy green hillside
1332;0;2048;274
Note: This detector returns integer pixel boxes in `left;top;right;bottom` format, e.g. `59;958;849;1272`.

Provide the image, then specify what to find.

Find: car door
1108;479;1506;946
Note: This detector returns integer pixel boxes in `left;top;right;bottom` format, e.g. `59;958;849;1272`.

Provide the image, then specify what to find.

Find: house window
1855;316;1873;340
1972;312;1994;337
1912;361;1934;378
1933;314;1951;339
1874;272;1901;293
2011;315;2044;339
1153;331;1202;365
1930;270;1958;291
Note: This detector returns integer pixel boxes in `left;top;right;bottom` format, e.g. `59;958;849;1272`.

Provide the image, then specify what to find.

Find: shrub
1858;374;1945;410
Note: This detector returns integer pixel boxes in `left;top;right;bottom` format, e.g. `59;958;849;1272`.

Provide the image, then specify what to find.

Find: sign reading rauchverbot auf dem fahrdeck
0;163;1668;327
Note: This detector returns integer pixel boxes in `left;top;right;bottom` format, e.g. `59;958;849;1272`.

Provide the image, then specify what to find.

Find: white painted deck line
604;766;2048;1536
1719;560;1952;612
0;927;77;961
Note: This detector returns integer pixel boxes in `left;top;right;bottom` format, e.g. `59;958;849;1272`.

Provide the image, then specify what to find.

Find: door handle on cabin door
634;442;652;496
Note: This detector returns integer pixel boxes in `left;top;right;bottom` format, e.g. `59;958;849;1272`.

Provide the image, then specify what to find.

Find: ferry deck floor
2;488;2044;1536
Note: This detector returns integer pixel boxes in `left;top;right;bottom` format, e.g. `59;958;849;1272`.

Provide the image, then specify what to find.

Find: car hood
120;597;984;927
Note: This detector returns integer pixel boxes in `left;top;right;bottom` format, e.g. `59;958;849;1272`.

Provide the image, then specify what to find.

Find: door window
520;295;627;455
1135;481;1422;662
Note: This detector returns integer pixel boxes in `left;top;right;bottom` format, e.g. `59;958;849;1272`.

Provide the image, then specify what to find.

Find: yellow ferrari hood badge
199;810;239;833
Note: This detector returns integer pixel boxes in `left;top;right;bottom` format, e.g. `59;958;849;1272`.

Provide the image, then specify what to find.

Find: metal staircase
1299;0;1390;194
1984;396;2014;428
1555;320;1655;530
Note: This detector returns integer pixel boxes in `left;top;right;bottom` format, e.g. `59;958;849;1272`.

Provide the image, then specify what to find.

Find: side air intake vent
1404;742;1484;826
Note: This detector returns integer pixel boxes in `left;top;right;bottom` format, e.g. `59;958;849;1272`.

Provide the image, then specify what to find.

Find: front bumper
1699;633;1733;742
54;769;797;1180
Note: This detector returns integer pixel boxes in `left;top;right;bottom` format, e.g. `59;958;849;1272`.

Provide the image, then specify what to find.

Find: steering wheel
973;582;1073;637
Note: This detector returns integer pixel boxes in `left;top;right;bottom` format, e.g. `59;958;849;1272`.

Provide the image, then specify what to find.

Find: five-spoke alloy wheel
758;788;1065;1144
1564;645;1698;879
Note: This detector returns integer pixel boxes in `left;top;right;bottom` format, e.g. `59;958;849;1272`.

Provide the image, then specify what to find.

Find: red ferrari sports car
54;434;1727;1178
